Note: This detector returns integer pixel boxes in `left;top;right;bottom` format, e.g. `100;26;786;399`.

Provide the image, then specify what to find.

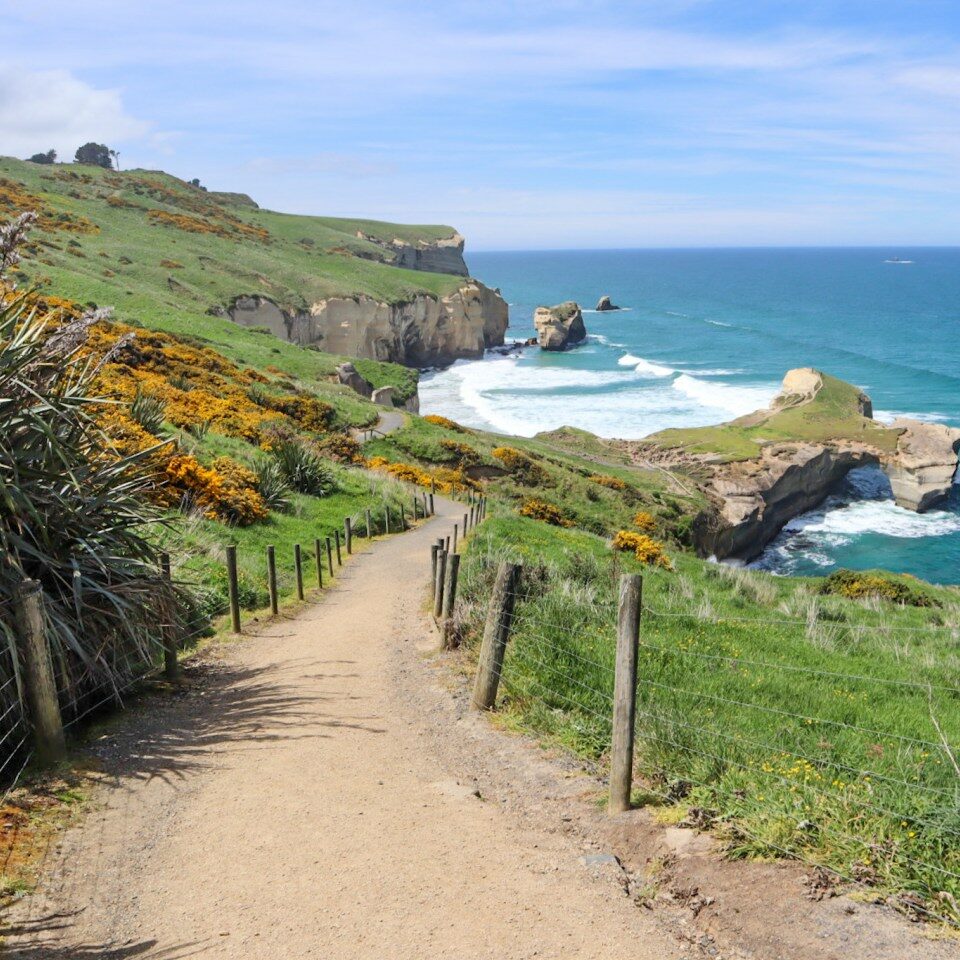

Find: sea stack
534;301;587;351
595;295;620;311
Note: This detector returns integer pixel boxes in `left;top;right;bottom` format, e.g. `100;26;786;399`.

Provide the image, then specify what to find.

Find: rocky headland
631;368;960;561
534;301;587;350
228;280;508;368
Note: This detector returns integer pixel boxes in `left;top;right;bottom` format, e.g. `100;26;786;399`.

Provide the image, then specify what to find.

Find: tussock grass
459;517;960;924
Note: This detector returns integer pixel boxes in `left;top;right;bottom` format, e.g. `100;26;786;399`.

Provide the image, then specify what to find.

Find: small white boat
883;256;914;264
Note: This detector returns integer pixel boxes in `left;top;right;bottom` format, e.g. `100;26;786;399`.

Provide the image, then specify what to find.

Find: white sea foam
672;373;777;417
784;498;960;541
705;320;732;327
419;352;780;440
873;410;953;426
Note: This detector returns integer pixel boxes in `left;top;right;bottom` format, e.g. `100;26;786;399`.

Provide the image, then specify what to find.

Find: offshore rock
595;295;620;311
534;302;587;351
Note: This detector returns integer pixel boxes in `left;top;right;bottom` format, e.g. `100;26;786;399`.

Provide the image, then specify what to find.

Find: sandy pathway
4;499;681;959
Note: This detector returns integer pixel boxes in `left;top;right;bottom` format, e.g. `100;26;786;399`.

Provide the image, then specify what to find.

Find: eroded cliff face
356;231;469;277
637;368;960;561
228;282;508;368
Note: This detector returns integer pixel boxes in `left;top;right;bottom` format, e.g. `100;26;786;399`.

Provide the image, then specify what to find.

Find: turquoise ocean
419;248;960;584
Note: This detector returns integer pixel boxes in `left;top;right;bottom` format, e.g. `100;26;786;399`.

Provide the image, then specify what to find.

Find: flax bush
0;213;191;715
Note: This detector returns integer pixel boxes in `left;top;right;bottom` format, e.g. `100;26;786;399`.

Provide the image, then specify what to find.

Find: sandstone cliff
356;230;468;276
228;281;508;368
534;302;587;351
635;369;960;561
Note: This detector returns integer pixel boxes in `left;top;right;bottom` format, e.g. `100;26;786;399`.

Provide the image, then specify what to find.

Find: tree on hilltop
74;142;114;169
27;149;57;165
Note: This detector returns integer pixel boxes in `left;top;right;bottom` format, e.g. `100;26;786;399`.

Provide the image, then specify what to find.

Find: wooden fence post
434;550;447;618
442;553;460;623
267;545;279;615
314;538;324;589
344;517;353;555
160;553;179;681
463;512;469;535
294;544;304;601
429;493;435;515
472;562;521;711
334;530;342;566
413;495;419;520
365;508;372;539
384;504;391;535
15;580;66;764
422;492;428;517
452;523;458;554
226;545;241;634
610;574;642;814
400;504;406;528
326;537;334;577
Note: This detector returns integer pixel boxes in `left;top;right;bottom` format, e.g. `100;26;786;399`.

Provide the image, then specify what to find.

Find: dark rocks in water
595;295;620;311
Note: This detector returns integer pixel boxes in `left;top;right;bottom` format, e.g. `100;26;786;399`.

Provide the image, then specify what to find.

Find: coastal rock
371;386;395;408
534;302;587;351
226;282;508;368
595;295;620;311
636;367;960;562
355;230;469;276
336;362;373;399
884;419;960;511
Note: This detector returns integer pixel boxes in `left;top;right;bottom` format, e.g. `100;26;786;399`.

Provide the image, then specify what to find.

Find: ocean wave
672;373;778;417
616;353;676;377
873;409;953;426
784;498;960;541
420;354;780;439
705;319;733;327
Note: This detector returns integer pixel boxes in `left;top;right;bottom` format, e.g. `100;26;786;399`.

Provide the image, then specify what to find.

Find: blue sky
2;1;959;249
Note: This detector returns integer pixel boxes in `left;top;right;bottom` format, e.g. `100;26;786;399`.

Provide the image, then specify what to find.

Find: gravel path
2;500;682;959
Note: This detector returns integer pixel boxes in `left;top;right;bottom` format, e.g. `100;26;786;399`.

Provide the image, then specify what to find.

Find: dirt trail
3;500;683;959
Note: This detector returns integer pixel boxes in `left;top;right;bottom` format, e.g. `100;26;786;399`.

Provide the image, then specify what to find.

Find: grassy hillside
0;155;470;403
456;517;960;924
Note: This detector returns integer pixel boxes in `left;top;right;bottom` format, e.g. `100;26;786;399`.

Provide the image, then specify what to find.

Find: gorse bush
819;569;938;608
0;212;191;710
270;438;335;496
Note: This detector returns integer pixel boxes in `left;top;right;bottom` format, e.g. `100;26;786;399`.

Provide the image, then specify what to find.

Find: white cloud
0;67;150;160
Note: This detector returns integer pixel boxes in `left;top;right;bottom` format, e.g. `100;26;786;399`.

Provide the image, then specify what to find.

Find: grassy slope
0;156;469;405
649;372;900;462
457;517;960;921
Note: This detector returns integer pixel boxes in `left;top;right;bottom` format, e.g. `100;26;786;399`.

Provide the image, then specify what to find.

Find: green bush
818;569;938;608
270;438;335;496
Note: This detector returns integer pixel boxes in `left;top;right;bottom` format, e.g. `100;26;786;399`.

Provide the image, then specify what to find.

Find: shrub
818;569;937;608
631;535;673;570
633;511;657;533
589;474;626;491
519;498;573;527
492;446;548;485
270;439;335;496
424;414;464;432
317;433;363;464
165;455;267;525
130;387;167;434
253;458;291;512
0;212;191;707
440;439;480;466
612;530;645;552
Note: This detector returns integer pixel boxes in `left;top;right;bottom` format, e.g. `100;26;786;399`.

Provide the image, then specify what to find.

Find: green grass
650;372;900;462
157;464;417;628
363;414;706;540
0;156;469;407
458;517;960;924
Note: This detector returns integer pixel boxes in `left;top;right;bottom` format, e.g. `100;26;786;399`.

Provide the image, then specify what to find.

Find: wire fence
459;559;960;928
